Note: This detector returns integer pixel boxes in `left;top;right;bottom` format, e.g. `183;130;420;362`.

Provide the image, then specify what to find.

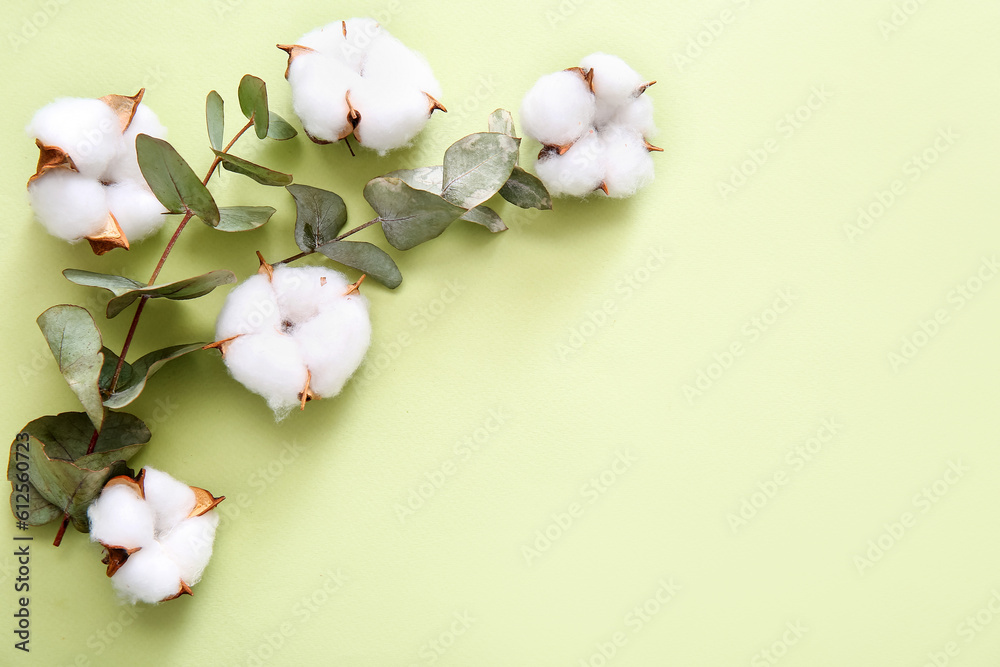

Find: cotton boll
292;301;372;397
222;332;308;417
612;95;657;138
105;181;167;241
28;170;109;240
341;17;381;68
216;274;282;339
110;541;183;604
351;81;431;153
519;70;595;147
219;274;283;336
271;265;350;325
28;98;121;178
363;32;442;99
288;53;358;143
534;130;605;197
141;467;196;536
297;23;349;55
88;484;155;550
579;52;644;108
158;512;219;585
600;127;654;198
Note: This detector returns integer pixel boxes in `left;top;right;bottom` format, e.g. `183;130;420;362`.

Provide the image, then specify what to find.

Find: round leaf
287;184;348;252
364;177;466;251
499;166;553;211
238;74;269;139
441;132;520;209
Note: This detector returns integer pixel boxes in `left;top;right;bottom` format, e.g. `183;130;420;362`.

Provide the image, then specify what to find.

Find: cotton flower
26;89;169;254
277;18;445;154
87;467;224;604
212;260;372;419
519;53;661;198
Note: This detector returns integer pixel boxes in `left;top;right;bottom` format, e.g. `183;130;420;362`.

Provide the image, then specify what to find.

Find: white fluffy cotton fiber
26;93;169;245
87;467;221;604
519;53;659;199
281;18;443;153
215;265;372;419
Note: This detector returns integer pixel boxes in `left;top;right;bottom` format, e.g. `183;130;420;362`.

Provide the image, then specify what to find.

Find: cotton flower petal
600;127;655;198
142;467;197;536
110;540;183;605
215;273;282;340
158;511;219;585
28;98;122;179
28;170;109;241
88;484;155;550
519;70;595;148
288;53;359;143
534;130;605;197
222;331;309;418
105;181;167;242
350;80;431;154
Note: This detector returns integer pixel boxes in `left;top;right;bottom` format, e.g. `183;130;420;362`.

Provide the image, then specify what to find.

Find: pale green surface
1;1;999;665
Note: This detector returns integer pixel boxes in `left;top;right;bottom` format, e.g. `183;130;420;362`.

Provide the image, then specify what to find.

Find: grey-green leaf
63;269;144;297
238;74;269;139
105;270;237;318
101;344;205;409
136;134;220;227
267;111;297;140
364;176;466;251
206;90;224;151
441;132;520;209
460;205;507;233
316;241;402;289
36;306;104;430
487;109;517;139
287;184;348;252
384;166;444;195
213;150;293;186
216;206;276;232
499;166;553;211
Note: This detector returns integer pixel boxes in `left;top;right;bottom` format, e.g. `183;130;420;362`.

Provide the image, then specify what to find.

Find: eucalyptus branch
278;218;380;265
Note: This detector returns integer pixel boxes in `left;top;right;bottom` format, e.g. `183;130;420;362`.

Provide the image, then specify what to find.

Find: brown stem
106;119;255;394
85;427;100;456
53;514;69;547
276;218;381;265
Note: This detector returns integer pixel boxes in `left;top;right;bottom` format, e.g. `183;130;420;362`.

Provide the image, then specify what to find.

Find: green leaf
206;90;224;151
267;111;297;140
441;132;520;209
385;166;445;195
100;344;205;409
136;134;220;227
238;74;269;139
316;241;402;289
105;270;237;318
213;150;293;186
287;184;348;252
216;206;276;232
487;109;517;138
63;269;143;297
8;440;62;527
499;166;553;211
14;412;149;531
36;306;105;430
364;176;466;251
460;205;507;233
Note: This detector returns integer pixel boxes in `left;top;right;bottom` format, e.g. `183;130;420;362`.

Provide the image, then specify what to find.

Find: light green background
1;0;999;665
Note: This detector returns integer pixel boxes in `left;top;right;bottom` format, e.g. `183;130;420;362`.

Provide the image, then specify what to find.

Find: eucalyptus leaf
385;166;445;195
287;184;348;252
100;344;205;409
487;109;517;139
213;150;293;186
36;306;104;430
267;111;297;140
106;270;237;318
238;74;269;139
364;177;465;251
216;206;276;232
499;166;553;211
316;241;402;289
206;90;224;151
441;132;520;209
63;269;143;297
13;412;149;531
136;134;219;227
460;205;507;233
8;438;62;527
